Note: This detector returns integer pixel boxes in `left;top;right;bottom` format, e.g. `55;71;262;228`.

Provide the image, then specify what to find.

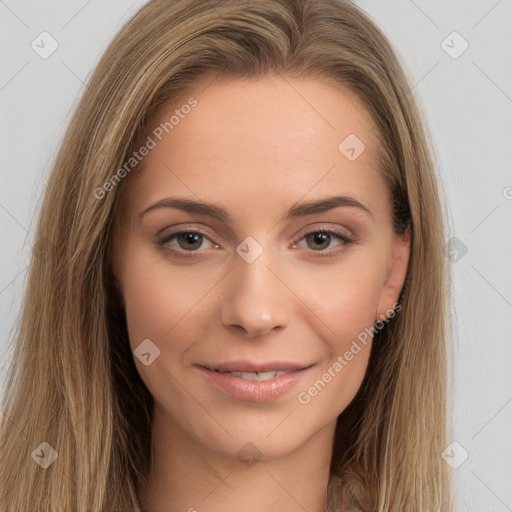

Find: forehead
122;74;389;222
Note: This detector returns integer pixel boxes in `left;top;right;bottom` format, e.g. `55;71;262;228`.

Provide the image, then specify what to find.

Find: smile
196;363;315;402
208;368;288;381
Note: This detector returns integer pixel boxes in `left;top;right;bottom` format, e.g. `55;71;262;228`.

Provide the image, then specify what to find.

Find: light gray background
1;1;511;510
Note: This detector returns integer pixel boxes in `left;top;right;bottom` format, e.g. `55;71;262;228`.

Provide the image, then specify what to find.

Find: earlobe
376;225;411;321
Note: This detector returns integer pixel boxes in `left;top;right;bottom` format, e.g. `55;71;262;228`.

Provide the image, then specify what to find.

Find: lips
198;360;313;373
195;361;315;402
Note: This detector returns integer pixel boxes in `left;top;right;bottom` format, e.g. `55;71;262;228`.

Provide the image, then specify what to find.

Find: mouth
195;361;315;402
198;360;314;381
199;367;290;381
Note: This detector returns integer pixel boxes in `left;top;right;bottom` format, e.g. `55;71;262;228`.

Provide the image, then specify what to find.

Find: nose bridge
220;241;292;337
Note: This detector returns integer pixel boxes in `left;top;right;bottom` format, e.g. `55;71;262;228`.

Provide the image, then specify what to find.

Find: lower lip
196;366;313;402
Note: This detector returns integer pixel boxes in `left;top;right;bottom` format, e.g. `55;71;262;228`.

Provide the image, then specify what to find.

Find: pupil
179;232;202;250
308;232;330;250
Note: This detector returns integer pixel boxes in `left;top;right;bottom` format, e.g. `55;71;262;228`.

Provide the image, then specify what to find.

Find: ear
376;225;411;321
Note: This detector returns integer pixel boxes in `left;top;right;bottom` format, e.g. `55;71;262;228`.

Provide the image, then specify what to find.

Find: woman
0;1;451;511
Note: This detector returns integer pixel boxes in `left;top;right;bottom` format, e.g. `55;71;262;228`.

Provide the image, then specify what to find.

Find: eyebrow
139;195;374;223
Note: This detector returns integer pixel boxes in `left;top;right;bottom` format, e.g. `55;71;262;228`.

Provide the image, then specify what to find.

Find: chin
183;409;330;463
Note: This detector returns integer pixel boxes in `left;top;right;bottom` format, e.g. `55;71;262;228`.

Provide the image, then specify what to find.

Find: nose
220;250;292;338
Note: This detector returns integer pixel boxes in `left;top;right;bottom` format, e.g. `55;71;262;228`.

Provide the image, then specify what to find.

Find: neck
138;405;336;512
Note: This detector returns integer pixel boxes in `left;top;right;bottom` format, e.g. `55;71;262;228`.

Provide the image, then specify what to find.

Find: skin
112;74;410;512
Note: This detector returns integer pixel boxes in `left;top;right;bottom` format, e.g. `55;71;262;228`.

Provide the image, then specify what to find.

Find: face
112;74;410;461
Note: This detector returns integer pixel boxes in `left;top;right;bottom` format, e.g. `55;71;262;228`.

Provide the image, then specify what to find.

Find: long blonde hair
0;1;451;510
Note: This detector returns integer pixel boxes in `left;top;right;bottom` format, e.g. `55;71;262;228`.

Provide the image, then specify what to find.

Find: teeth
225;370;286;381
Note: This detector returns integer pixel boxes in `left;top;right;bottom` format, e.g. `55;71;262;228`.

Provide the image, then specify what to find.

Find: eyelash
155;227;354;260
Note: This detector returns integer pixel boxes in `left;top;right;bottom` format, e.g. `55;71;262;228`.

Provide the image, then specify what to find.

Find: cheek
291;264;382;413
285;251;387;348
119;246;219;413
120;243;217;347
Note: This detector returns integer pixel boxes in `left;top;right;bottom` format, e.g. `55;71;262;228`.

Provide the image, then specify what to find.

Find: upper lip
198;360;315;373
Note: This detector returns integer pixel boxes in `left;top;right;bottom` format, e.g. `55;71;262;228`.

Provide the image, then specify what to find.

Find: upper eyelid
159;222;352;238
293;222;353;239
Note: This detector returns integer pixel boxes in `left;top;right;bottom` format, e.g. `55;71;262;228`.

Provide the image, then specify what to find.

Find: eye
171;232;211;251
155;229;219;258
291;228;353;258
155;226;354;260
